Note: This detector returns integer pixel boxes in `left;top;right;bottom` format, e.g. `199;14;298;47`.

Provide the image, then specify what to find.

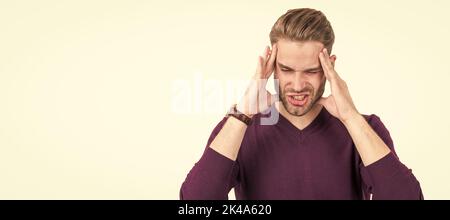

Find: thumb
269;92;279;106
317;96;330;107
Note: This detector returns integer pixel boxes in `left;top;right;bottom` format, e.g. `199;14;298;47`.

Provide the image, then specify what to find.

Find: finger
267;44;277;65
318;50;332;80
320;49;333;72
262;46;270;63
265;44;277;77
255;56;264;77
319;51;339;84
322;48;339;80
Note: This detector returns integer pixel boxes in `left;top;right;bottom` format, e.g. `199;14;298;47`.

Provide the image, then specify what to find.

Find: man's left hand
318;48;359;123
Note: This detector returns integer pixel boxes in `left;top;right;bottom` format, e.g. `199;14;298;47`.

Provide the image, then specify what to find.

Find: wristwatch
226;104;253;125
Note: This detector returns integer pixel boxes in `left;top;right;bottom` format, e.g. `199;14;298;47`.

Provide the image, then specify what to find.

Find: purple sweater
180;107;423;200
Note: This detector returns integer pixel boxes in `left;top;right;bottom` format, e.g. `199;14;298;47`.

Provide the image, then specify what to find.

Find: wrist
342;111;364;128
227;104;253;125
235;102;255;118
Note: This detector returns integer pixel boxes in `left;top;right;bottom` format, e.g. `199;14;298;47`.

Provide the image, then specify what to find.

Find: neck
276;102;323;130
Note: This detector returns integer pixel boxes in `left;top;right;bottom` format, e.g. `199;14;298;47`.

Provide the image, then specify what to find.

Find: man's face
274;39;327;116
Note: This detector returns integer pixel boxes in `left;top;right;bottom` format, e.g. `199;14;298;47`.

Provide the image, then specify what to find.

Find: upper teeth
293;95;306;100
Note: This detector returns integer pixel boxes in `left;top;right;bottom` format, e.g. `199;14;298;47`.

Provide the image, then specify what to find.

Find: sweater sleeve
179;117;241;200
358;115;423;200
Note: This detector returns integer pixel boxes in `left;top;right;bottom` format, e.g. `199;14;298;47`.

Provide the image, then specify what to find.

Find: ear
330;55;337;67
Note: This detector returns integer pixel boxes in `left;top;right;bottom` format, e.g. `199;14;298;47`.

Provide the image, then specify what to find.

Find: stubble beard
279;80;325;117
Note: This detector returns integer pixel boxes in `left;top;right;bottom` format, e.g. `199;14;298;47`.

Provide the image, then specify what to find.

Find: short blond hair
269;8;335;53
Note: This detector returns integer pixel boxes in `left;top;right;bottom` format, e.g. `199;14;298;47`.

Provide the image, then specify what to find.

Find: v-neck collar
274;104;331;135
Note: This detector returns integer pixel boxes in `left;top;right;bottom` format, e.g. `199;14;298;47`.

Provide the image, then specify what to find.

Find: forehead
276;39;324;69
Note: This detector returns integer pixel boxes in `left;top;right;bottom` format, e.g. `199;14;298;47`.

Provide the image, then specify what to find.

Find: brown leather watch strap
226;105;253;125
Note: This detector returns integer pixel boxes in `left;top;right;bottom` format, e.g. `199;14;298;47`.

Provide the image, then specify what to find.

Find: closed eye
281;68;293;72
306;70;323;74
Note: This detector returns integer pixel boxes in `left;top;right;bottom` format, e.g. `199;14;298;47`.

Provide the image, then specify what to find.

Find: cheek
274;70;289;85
276;78;289;93
311;75;325;90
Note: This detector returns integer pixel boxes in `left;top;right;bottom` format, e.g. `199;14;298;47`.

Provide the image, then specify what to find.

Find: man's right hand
208;45;278;161
236;44;278;117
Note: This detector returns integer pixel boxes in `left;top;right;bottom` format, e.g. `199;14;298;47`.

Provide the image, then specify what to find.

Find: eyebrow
277;62;322;72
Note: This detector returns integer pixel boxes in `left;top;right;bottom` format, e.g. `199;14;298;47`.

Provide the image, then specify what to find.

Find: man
180;8;423;200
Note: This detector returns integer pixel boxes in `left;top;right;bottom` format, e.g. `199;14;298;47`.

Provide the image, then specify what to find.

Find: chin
285;100;317;117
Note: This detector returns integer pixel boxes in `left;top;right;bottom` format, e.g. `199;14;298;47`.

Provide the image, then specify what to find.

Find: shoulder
362;113;395;148
362;113;388;133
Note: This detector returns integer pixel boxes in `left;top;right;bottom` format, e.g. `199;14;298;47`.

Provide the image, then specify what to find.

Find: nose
293;72;307;92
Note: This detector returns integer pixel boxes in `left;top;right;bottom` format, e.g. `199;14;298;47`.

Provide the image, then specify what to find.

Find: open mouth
287;94;309;107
